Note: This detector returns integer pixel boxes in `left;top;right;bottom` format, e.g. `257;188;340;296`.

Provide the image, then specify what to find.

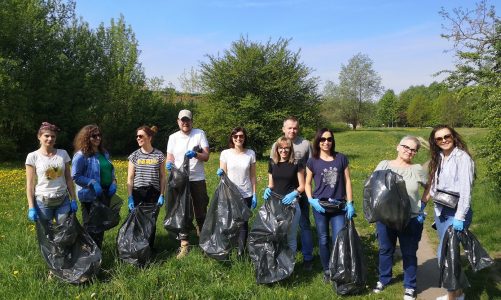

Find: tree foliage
375;89;398;127
198;37;321;156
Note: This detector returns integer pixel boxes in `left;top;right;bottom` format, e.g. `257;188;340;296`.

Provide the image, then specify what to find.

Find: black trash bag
248;192;295;284
117;203;159;266
199;173;252;260
439;226;470;290
458;230;494;272
329;218;367;295
35;213;102;284
163;155;194;232
86;195;123;234
363;169;411;231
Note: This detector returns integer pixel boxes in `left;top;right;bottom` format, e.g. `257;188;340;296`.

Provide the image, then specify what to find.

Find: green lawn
0;128;499;299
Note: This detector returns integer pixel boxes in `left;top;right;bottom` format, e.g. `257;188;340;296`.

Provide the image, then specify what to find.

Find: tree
376;89;398;127
335;53;383;129
199;37;320;156
406;94;431;127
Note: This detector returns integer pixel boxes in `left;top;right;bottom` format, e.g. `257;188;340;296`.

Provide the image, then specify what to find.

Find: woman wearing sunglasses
305;128;355;282
425;125;474;300
217;127;257;255
263;136;304;255
72;124;117;248
127;125;166;246
371;136;428;300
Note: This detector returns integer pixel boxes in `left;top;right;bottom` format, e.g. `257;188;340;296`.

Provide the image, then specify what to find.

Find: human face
38;130;56;148
136;130;150;147
90;131;102;149
232;131;245;148
282;120;299;141
178;117;192;134
434;128;454;152
277;142;291;161
319;131;333;152
397;140;418;163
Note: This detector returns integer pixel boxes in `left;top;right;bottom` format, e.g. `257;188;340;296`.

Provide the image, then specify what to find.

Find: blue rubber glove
251;194;257;209
216;168;224;177
452;218;464;231
92;181;103;197
345;202;355;219
70;200;78;213
28;208;38;222
166;161;173;171
308;198;325;213
157;195;164;206
186;150;196;159
263;187;272;200
417;202;427;224
108;182;117;197
282;190;298;205
128;196;135;211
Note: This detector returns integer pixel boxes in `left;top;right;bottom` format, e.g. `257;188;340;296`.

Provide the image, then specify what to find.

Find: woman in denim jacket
72;124;117;248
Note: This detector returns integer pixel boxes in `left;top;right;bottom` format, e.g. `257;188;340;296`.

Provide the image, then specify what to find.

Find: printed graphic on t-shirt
45;165;63;180
322;167;338;188
137;158;159;165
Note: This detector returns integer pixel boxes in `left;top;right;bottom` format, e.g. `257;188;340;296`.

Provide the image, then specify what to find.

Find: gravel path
416;227;445;300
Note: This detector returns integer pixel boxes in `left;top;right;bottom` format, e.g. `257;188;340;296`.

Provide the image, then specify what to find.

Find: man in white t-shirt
166;109;210;258
270;116;314;270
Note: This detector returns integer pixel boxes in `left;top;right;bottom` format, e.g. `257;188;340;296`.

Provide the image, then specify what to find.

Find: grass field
0;128;499;299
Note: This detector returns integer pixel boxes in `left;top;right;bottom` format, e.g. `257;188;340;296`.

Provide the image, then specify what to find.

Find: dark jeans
376;217;423;289
238;196;252;252
82;188;112;249
298;194;314;261
312;209;346;271
179;180;209;241
132;186;160;248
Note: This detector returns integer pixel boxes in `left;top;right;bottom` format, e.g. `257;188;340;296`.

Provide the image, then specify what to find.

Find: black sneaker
303;260;313;271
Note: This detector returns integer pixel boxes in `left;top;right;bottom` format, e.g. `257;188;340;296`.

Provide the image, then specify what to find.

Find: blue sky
74;0;498;94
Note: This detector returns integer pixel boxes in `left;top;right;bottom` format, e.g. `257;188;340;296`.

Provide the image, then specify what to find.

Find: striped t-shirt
128;148;165;191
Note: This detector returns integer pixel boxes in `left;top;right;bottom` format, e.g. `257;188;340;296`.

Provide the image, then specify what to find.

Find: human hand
308;198;325;213
452;218;464;231
28;208;38;222
108;182;117;197
345;202;355;219
417;202;427;224
166;161;173;171
128;196;135;211
92;181;103;197
216;168;224;177
70;200;78;213
157;195;165;206
251;194;257;209
263;187;272;200
282;190;298;205
185;150;196;159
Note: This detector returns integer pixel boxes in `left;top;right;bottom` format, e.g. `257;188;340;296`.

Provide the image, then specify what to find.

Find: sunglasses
232;134;245;140
319;137;333;143
136;134;145;139
91;134;101;139
400;144;418;154
278;147;290;152
435;134;453;143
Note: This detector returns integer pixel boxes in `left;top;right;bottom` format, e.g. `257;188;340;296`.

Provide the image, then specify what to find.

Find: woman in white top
217;127;257;255
425;125;474;300
25;122;77;224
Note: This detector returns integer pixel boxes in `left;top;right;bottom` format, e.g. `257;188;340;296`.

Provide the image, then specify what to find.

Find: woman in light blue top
425;125;474;300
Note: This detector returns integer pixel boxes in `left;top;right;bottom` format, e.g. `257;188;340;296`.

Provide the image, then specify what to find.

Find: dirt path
416;228;444;299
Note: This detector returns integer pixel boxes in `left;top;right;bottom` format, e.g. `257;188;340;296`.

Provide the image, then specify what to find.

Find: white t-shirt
220;148;256;198
167;128;209;181
25;149;71;198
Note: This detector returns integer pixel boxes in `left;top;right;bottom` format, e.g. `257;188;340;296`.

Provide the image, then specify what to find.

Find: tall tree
336;53;383;129
376;89;398;127
199;37;320;155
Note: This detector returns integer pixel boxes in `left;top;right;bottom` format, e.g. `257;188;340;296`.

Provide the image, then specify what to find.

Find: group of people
26;110;474;300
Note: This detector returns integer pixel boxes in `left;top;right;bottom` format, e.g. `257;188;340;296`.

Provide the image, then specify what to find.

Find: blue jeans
298;195;314;261
376;217;423;289
435;206;473;261
312;209;346;271
287;202;301;253
36;197;71;224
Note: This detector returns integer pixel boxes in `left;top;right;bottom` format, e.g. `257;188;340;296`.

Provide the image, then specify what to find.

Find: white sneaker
373;281;385;293
404;288;416;300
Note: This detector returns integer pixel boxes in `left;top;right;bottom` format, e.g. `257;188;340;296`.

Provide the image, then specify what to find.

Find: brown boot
176;241;190;259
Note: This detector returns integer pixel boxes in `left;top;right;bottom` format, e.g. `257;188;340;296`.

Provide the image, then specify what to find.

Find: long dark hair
73;124;106;156
227;127;248;149
312;128;336;159
427;124;472;185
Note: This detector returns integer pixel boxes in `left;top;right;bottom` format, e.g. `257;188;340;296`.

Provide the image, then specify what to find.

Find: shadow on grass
464;257;501;299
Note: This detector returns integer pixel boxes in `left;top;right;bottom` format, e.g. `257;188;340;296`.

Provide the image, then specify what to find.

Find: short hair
283;116;299;127
312;128;335;158
227;127;248;149
399;135;421;150
271;137;295;164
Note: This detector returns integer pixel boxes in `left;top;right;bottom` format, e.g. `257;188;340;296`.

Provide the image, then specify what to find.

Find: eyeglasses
232;134;245;140
136;134;144;139
435;134;452;143
278;147;290;152
91;134;101;139
319;137;333;143
400;144;418;154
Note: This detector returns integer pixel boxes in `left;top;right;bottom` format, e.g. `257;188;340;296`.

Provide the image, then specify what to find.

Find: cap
178;109;192;120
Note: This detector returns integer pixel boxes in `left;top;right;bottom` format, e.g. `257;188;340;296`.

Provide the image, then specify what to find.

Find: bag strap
436;155;442;186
